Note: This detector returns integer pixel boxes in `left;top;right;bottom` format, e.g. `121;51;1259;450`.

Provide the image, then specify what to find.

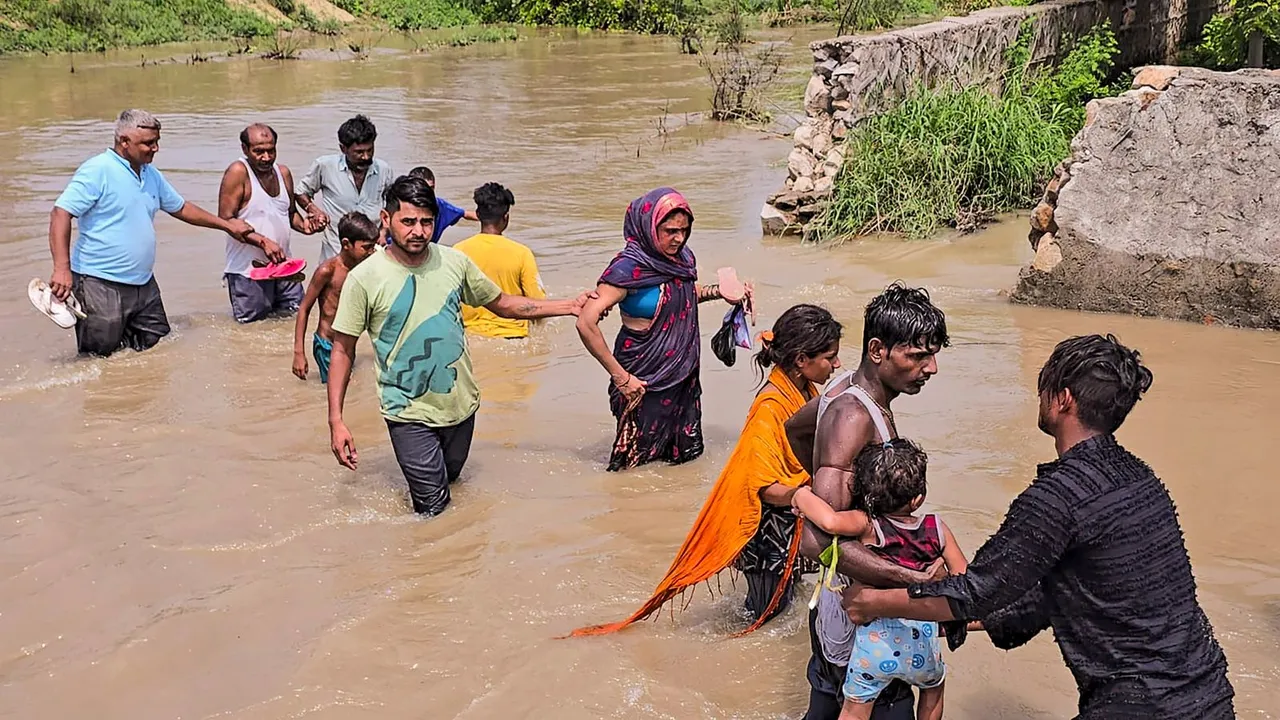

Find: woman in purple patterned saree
576;187;749;471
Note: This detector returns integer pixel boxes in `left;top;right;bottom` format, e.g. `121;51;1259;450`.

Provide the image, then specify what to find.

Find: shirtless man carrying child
292;212;380;383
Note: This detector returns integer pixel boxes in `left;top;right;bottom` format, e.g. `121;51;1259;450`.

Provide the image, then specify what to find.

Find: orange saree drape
570;366;813;637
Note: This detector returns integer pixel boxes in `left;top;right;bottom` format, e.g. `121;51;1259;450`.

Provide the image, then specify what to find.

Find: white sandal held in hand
28;278;86;329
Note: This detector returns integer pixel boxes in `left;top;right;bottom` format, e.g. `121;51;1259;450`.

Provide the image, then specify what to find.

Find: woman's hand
614;373;647;413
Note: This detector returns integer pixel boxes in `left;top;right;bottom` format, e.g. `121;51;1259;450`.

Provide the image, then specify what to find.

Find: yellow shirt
454;232;545;338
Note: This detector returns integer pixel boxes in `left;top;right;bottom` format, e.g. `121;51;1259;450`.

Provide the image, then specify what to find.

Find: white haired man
48;109;255;357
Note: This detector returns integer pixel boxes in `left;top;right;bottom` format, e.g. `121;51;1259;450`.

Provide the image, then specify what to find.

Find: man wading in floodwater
48;109;255;357
326;175;592;516
785;283;951;720
295;114;392;262
843;334;1236;719
217;123;319;322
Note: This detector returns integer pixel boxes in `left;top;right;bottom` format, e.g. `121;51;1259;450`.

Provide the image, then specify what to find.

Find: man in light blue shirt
48;108;254;357
295;114;395;261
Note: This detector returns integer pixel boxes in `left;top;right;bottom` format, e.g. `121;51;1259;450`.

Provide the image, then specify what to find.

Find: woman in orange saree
571;304;844;636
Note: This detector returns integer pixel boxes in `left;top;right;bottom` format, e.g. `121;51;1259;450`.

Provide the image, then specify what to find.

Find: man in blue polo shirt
48;108;254;357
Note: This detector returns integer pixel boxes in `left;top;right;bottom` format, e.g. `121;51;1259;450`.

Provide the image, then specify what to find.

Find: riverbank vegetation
0;0;1002;56
0;0;274;53
808;23;1120;240
1193;0;1278;69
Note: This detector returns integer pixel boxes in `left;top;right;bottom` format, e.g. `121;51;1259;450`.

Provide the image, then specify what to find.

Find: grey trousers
225;273;303;323
385;414;476;515
72;273;170;357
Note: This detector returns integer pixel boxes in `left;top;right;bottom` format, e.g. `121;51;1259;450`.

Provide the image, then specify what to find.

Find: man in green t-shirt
327;175;588;515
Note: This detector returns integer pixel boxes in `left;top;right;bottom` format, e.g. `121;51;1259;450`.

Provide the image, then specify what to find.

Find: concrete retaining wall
1012;66;1280;330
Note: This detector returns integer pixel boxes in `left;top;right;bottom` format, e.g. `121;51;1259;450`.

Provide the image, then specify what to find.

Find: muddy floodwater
1;30;1278;720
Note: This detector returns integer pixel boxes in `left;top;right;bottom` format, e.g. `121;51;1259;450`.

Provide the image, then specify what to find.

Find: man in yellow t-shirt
454;183;545;339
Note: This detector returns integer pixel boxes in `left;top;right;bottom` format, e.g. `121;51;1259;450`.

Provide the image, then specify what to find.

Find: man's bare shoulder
819;393;877;429
815;395;877;467
221;160;248;179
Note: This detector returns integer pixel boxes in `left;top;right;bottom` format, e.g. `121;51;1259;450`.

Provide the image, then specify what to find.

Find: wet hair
239;123;277;146
1037;333;1154;434
862;282;950;359
337;211;380;244
856;438;928;517
383;175;439;217
752;304;843;381
474;182;515;224
408;166;435;183
338;114;377;147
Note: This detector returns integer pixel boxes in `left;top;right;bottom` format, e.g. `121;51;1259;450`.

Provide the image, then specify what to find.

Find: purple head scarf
599;187;698;289
599;188;701;393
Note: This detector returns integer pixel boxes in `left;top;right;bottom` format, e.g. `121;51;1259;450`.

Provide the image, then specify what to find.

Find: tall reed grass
809;23;1120;241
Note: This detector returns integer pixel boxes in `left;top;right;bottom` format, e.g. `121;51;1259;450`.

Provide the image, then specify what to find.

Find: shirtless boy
292;212;380;383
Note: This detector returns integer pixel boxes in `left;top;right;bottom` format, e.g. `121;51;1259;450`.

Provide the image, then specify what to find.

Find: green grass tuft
808;21;1121;241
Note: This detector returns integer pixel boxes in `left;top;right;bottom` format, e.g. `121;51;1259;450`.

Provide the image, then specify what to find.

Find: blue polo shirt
433;197;467;243
381;196;469;246
55;149;186;285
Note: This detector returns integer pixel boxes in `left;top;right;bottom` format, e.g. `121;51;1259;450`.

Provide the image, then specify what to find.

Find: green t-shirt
332;246;502;427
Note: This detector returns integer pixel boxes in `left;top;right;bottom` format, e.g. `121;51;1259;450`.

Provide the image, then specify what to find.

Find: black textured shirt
910;435;1234;719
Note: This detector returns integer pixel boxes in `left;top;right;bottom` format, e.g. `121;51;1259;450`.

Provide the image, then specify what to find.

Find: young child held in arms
791;438;968;720
292;212;380;383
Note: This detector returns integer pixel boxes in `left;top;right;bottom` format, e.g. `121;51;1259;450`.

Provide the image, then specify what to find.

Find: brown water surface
1;29;1277;720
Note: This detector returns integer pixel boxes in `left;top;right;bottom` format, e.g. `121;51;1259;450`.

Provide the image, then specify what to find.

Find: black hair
473;182;515;224
239;124;277;146
408;166;434;183
856;438;928;517
337;211;380;244
753;304;842;381
338;114;377;147
862;282;950;359
383;175;439;217
1037;334;1154;434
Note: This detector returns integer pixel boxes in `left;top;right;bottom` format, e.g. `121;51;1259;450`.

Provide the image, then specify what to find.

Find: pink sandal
248;258;307;283
717;267;745;304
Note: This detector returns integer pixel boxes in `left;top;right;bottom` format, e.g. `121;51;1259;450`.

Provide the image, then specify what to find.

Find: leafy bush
809;22;1120;241
1195;0;1279;69
364;0;475;30
504;0;696;33
833;0;938;33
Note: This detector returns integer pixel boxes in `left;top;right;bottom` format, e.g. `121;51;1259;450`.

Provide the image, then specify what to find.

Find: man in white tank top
784;283;952;720
216;124;319;323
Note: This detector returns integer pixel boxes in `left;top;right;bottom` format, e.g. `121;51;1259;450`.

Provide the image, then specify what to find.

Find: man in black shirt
843;334;1235;719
